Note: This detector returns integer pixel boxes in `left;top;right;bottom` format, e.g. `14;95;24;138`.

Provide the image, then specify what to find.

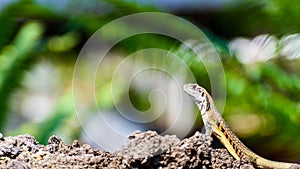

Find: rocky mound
0;131;255;168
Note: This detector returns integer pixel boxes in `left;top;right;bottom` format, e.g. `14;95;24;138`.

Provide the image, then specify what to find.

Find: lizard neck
200;101;220;125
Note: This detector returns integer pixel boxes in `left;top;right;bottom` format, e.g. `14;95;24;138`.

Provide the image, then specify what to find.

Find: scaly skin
183;83;300;169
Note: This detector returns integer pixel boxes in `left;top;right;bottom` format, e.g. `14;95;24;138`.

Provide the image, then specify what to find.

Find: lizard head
183;83;211;115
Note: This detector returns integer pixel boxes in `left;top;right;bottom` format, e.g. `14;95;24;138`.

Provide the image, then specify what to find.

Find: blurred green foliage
0;22;44;129
0;0;299;162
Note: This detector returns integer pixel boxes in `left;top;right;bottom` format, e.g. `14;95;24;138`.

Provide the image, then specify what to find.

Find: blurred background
0;0;300;163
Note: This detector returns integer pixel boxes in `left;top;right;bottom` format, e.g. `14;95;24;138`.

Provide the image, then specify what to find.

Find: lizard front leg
204;122;213;137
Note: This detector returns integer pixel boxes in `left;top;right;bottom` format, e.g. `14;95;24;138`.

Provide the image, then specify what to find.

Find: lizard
183;83;300;169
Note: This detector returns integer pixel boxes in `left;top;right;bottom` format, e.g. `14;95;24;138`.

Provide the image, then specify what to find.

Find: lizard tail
256;157;300;169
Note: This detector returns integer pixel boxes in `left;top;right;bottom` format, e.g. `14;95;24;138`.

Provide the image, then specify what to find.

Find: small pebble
48;135;63;145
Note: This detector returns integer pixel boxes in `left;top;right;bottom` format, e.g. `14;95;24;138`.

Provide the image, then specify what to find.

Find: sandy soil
0;131;256;168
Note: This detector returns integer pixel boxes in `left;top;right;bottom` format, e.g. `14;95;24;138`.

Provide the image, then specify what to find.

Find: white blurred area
229;34;277;64
81;111;145;151
280;34;300;60
229;33;300;64
12;61;59;123
77;49;197;151
7;48;198;152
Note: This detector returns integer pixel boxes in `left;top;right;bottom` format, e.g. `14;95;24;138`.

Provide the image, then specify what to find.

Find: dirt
0;130;256;168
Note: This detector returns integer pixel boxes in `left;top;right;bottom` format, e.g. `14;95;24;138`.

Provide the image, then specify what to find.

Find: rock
0;131;256;168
